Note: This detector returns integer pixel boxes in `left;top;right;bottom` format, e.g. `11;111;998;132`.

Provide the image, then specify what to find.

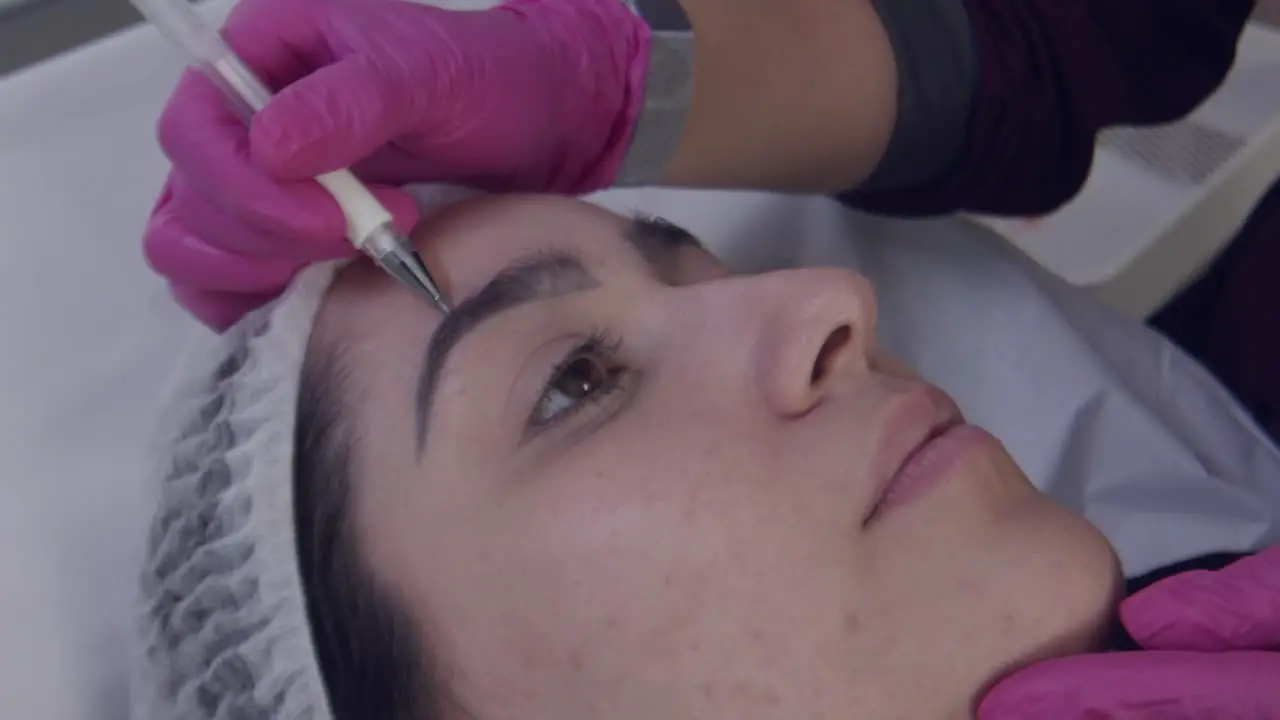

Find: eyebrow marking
413;215;702;454
414;252;596;452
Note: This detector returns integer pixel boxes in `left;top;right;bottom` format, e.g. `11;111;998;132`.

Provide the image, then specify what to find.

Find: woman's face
312;195;1121;719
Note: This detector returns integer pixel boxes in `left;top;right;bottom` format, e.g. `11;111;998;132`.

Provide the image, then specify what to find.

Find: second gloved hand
978;545;1280;719
145;0;651;330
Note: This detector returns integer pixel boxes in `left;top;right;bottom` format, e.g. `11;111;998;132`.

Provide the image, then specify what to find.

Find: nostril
811;324;853;384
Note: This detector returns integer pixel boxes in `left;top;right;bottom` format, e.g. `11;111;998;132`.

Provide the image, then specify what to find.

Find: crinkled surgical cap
133;261;341;720
132;185;478;720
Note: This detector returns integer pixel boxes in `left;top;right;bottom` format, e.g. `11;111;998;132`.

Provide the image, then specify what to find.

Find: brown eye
532;339;627;428
551;356;609;401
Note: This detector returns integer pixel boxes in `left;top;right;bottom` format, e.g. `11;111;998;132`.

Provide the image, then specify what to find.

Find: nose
751;268;878;416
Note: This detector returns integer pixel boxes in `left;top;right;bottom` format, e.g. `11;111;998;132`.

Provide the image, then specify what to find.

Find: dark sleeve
838;0;1256;217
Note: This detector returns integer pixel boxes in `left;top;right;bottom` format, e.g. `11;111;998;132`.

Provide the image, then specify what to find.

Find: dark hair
292;345;441;719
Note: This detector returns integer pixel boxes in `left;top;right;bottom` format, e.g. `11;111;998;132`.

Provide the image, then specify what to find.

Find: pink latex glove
979;545;1280;719
144;0;650;330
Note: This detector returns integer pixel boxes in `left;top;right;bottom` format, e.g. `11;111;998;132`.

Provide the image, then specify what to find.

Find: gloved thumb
1121;546;1280;652
250;55;409;181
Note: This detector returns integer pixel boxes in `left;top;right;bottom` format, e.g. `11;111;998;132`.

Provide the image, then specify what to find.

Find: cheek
501;433;787;622
849;454;1121;699
512;403;857;582
437;421;861;713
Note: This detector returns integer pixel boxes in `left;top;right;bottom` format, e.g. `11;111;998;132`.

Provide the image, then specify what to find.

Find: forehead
326;195;674;312
309;194;722;372
417;195;640;293
316;196;623;325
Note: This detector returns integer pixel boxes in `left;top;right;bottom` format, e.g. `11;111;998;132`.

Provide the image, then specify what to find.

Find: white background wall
0;0;140;75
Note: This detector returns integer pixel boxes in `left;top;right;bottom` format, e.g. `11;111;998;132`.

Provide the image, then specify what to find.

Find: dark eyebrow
414;252;595;451
413;215;701;452
624;213;702;270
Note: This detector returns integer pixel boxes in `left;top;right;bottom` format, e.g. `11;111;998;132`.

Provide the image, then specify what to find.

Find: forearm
635;0;901;193
623;0;1255;213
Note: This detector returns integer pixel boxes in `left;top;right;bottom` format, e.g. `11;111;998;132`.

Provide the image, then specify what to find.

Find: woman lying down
134;194;1279;720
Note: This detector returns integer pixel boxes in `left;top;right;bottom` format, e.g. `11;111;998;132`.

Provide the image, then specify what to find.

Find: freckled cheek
457;450;873;713
520;457;727;582
451;466;725;700
499;446;734;581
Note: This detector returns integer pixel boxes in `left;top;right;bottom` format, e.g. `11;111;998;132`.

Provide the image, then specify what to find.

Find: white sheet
1;3;1277;719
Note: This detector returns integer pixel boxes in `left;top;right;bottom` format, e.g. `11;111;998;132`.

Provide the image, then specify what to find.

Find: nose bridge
740;267;876;351
768;267;878;342
679;267;878;416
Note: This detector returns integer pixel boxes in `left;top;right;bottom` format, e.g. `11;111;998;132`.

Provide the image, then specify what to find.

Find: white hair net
131;261;342;720
130;184;483;719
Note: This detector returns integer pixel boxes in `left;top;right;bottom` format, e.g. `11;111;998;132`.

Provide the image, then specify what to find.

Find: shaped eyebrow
413;252;595;453
413;215;702;453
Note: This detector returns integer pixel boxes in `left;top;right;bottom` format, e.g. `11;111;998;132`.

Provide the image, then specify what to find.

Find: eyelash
529;329;630;431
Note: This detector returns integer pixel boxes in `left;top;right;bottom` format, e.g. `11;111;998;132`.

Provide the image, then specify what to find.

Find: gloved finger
1122;546;1280;651
252;53;420;180
144;208;302;295
159;75;420;245
159;72;353;241
164;172;355;261
175;168;420;259
170;283;281;333
378;185;423;237
152;173;420;293
978;650;1280;720
219;0;335;91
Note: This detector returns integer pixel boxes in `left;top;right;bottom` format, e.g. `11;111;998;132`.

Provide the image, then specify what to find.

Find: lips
863;386;964;524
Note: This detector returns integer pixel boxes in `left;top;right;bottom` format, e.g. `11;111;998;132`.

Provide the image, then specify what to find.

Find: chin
958;445;1125;700
981;499;1125;692
1046;514;1125;655
864;439;1124;718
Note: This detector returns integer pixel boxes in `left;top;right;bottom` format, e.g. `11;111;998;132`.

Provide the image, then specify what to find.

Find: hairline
295;339;445;719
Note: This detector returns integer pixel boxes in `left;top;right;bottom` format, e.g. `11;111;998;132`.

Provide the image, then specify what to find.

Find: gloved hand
979;545;1280;719
144;0;651;330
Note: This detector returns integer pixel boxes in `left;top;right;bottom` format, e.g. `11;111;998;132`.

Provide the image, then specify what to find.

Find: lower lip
870;424;993;519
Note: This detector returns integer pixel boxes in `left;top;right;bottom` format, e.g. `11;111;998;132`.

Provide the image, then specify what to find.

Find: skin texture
310;195;1122;720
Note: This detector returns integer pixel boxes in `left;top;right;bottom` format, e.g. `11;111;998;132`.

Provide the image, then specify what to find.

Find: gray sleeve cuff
860;0;977;192
614;29;695;186
614;0;976;190
611;0;693;186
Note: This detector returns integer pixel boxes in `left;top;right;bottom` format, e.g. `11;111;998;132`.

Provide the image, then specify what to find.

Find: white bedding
1;2;1277;718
